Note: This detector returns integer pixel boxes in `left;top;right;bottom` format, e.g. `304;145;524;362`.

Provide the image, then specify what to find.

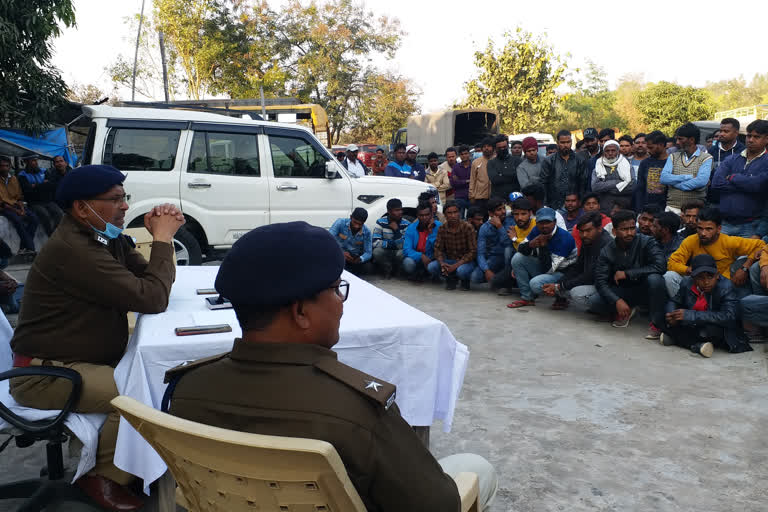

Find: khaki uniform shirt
0;175;24;206
426;165;452;205
469;157;491;200
11;214;176;366
166;340;460;512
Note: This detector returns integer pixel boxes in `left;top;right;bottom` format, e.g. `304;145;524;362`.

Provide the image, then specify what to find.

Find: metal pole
158;30;170;102
131;0;146;101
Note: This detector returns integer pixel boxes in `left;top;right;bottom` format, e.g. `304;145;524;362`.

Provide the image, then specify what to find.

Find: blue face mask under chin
85;202;124;239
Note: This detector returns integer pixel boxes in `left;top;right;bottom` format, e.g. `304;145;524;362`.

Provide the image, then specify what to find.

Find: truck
79;105;437;265
392;109;499;158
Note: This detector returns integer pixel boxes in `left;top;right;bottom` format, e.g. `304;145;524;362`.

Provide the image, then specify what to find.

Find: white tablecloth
113;266;469;489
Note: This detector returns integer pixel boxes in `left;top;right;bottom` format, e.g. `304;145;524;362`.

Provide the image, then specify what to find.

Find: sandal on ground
550;298;569;310
507;299;535;309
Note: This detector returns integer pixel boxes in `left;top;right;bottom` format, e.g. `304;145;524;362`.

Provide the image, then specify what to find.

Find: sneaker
659;333;675;346
645;323;662;340
692;341;714;358
611;307;638;328
459;279;470;291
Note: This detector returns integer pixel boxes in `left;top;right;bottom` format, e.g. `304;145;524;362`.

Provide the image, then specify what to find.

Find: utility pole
131;0;146;101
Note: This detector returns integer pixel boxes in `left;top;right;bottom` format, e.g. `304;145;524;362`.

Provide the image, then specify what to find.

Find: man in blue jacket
707;117;745;205
507;207;577;309
471;197;512;290
329;207;373;275
402;201;440;281
710;120;768;238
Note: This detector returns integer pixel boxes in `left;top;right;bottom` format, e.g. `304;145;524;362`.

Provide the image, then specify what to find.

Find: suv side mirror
325;161;338;179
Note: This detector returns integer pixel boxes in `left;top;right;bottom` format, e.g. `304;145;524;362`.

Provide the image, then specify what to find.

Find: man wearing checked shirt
329;207;374;275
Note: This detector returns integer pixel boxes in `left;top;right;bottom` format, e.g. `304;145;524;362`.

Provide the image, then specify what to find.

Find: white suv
79;105;436;264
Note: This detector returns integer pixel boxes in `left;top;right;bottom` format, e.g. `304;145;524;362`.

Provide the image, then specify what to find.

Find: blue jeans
510;253;563;300
471;252;507;283
1;207;38;250
0;283;24;314
428;259;475;281
741;295;768;327
402;256;429;276
722;219;762;238
454;198;470;219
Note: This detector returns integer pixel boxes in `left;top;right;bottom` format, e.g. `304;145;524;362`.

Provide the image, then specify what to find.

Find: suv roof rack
118;101;263;121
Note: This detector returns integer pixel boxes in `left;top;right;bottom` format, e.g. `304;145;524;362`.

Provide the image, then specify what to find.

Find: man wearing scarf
662;254;752;357
590;140;635;214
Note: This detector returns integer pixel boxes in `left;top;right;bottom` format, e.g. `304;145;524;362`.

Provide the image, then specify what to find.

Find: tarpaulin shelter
0;127;77;166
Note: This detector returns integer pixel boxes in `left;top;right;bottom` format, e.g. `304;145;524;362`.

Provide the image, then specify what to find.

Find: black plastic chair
0;366;96;511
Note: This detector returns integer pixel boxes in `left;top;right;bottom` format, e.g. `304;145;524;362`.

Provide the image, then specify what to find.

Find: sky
53;0;768;113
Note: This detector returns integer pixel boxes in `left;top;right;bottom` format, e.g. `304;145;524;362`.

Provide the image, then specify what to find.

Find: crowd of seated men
329;117;768;360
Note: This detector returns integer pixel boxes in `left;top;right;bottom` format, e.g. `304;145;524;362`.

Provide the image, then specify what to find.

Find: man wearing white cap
405;144;425;181
342;144;370;178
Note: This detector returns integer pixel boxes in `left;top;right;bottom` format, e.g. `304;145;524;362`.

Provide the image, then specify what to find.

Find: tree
459;28;568;134
344;73;420;144
204;1;289;99
270;0;402;144
539;61;625;134
66;82;114;104
613;74;648;134
152;0;217;100
635;82;715;135
107;14;182;100
0;0;76;133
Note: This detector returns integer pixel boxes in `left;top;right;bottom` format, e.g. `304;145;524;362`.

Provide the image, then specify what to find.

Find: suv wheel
173;227;203;266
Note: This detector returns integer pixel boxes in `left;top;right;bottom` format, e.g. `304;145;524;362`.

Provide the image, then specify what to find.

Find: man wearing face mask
487;134;522;201
9;165;185;511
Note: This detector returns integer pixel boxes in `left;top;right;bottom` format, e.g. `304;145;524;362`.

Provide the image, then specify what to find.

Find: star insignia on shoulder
365;380;382;392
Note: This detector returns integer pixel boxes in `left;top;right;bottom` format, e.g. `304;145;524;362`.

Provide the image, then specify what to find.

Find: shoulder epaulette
163;352;229;384
313;358;396;410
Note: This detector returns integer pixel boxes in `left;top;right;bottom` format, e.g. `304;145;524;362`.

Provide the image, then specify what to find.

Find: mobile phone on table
205;295;233;310
196;288;218;295
174;324;232;336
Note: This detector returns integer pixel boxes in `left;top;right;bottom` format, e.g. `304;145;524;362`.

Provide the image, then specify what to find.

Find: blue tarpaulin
0;127;77;166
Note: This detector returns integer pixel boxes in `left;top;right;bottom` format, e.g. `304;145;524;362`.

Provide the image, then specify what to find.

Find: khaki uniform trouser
9;359;132;485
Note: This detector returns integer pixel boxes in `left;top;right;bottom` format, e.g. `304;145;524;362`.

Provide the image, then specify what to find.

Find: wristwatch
742;265;750;273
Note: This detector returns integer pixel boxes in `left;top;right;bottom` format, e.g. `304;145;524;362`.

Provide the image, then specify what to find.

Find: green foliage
344;73;420;144
0;0;76;133
539;61;625;134
272;0;402;144
635;82;715;135
704;73;768;113
460;28;568;134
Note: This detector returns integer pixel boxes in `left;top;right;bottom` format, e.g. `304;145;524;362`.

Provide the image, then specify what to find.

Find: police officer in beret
10;165;185;510
164;221;497;511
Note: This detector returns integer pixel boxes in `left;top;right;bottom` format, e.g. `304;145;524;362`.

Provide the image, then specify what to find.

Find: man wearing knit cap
10;165;184;510
517;137;543;189
405;144;425;181
164;221;498;511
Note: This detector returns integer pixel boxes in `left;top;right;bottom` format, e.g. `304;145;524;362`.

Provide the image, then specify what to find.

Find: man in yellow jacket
665;207;767;297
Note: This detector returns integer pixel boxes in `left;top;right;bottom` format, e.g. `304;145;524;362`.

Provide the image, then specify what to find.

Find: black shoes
459;279;470;291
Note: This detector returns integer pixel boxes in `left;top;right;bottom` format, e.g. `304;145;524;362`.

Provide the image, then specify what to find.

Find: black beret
215;221;344;307
56;165;126;208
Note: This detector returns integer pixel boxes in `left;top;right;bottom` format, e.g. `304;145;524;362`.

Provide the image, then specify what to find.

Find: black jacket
487;154;521;200
539;150;589;209
594;233;666;304
666;275;751;353
559;230;612;291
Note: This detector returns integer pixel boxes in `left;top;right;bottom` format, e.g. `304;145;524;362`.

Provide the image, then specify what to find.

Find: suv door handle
277;184;298;191
187;182;211;189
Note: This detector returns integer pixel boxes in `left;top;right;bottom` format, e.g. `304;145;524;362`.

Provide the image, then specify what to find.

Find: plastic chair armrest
0;367;82;433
